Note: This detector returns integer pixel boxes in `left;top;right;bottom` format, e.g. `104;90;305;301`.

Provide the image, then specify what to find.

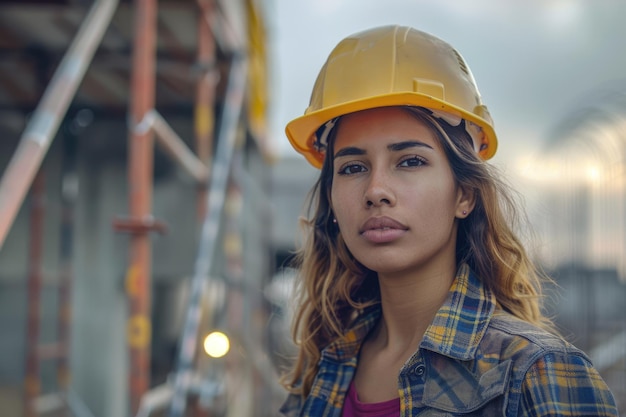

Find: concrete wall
270;155;317;256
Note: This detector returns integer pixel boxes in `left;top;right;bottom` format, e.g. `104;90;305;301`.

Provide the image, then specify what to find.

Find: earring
462;210;467;215
332;218;337;224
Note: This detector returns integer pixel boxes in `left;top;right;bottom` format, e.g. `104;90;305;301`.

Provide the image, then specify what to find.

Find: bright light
203;331;230;358
586;165;602;183
517;152;608;187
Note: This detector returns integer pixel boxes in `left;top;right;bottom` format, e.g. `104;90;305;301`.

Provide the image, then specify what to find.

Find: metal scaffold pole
126;0;157;414
168;55;247;417
195;0;218;220
23;172;45;417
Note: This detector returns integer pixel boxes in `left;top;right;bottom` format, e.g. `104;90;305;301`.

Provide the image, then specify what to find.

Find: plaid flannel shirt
280;264;618;416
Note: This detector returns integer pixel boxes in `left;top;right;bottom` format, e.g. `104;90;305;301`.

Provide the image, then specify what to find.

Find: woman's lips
360;216;408;244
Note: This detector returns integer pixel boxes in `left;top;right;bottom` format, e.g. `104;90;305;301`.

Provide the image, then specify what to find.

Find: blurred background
0;0;624;416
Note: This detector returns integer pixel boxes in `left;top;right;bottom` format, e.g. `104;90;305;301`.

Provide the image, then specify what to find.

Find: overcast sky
266;0;626;172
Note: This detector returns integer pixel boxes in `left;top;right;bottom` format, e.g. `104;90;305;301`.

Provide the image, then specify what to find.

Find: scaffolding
0;0;277;415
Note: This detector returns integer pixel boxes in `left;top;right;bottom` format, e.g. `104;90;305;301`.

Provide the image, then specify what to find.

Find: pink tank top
341;381;400;417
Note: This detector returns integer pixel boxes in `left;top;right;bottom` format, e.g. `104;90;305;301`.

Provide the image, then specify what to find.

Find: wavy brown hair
281;107;554;397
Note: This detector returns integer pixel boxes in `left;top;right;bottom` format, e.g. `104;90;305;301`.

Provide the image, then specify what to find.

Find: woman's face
330;107;472;278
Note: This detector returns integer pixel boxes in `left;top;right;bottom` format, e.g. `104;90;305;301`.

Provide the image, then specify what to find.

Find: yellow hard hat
286;25;498;168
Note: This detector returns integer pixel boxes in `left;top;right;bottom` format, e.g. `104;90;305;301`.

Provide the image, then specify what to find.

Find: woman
280;25;617;416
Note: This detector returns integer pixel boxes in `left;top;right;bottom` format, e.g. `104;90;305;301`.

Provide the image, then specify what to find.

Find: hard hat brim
286;92;498;168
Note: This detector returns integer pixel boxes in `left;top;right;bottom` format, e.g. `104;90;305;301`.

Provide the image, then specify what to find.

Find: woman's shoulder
478;310;617;416
482;309;589;365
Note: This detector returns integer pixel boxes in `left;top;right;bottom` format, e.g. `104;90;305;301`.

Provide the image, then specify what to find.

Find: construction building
0;0;291;416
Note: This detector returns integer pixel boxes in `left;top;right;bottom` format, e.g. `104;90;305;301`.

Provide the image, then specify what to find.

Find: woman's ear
456;186;476;218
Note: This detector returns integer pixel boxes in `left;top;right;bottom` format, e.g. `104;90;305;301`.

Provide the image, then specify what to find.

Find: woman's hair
281;107;554;397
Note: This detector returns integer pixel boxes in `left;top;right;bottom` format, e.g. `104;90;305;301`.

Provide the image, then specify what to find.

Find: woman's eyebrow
387;140;433;152
334;140;433;159
334;146;365;159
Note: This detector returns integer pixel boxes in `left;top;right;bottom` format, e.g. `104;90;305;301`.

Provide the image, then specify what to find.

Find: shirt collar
322;305;381;363
323;263;496;363
420;263;495;360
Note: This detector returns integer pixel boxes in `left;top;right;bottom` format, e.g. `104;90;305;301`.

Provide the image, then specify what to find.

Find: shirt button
413;364;425;377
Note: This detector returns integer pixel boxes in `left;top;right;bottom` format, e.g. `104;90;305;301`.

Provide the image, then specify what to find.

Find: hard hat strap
314;117;338;154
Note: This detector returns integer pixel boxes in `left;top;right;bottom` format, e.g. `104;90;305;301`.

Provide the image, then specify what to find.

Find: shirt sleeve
519;351;618;416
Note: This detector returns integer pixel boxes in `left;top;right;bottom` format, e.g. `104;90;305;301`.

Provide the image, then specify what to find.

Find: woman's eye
398;156;426;167
338;164;366;175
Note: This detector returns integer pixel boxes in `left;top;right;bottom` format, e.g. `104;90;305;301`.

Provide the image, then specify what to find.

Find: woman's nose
363;169;396;208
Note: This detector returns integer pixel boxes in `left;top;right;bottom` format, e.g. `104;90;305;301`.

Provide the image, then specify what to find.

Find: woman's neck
373;265;456;354
352;264;457;403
